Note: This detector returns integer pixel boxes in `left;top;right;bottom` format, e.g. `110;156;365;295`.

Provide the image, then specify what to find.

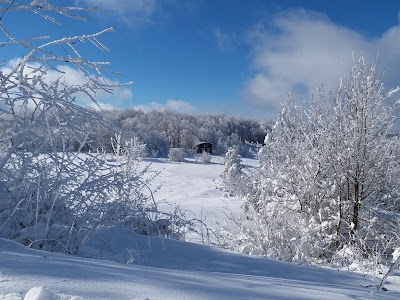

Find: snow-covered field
147;156;252;243
1;156;399;299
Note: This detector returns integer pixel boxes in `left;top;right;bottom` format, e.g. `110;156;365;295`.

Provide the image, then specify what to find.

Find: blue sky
3;0;400;120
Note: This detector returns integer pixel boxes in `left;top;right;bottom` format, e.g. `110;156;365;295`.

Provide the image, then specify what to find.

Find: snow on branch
0;0;94;23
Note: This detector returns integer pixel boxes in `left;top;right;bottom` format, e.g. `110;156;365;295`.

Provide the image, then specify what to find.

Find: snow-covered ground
1;156;399;299
146;156;251;243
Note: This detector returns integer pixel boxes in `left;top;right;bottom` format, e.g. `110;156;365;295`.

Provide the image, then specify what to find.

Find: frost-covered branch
0;1;161;254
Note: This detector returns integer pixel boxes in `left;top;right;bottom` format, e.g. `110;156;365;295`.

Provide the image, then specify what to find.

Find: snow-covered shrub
168;148;186;162
196;152;212;164
221;55;400;270
0;146;158;253
124;216;170;236
160;203;202;241
221;147;249;197
0;2;166;254
111;134;148;160
150;149;159;158
125;139;148;160
0;2;198;255
0;153;73;251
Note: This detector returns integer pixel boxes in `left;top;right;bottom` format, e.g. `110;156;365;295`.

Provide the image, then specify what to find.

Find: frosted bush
196;152;212;163
168;148;186;162
0;2;163;254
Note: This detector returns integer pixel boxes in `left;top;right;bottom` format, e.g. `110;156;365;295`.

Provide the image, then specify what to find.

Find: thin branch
0;0;15;20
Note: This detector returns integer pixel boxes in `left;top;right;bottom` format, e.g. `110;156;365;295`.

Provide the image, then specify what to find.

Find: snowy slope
1;156;399;299
1;235;399;300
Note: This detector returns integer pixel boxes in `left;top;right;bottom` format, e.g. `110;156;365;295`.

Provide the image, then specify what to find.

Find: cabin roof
194;142;212;146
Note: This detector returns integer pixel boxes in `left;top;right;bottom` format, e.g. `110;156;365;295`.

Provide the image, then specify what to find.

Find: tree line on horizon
95;109;271;157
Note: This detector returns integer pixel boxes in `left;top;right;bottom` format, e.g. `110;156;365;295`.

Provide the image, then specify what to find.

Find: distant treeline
96;109;272;157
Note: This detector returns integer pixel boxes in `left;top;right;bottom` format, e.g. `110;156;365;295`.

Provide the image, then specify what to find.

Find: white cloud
1;59;133;109
77;0;158;25
94;80;134;107
87;101;120;111
44;64;134;107
133;99;195;113
76;0;201;26
165;99;195;112
244;9;400;117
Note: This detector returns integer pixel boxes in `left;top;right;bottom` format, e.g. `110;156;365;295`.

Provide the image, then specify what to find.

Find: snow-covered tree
227;55;400;269
221;147;249;197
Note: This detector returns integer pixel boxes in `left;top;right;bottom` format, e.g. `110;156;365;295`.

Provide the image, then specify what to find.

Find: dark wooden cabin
195;142;212;154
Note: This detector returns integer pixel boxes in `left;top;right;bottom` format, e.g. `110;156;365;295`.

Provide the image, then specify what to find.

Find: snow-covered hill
2;233;399;300
1;156;399;299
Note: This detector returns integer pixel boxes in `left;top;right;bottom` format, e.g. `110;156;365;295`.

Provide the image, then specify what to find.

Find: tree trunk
351;180;360;234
